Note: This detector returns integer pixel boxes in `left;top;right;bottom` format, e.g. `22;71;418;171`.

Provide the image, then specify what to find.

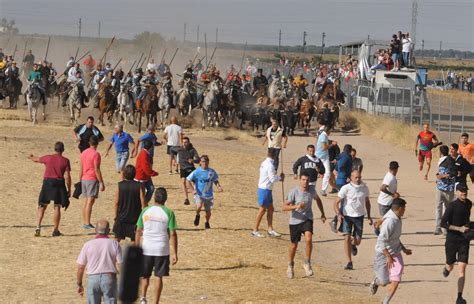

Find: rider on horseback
136;69;158;108
292;72;309;99
174;67;196;108
26;63;47;105
64;70;87;108
158;71;174;107
252;68;268;95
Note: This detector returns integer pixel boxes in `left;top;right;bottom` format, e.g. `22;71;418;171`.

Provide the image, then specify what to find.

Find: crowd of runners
28;111;473;304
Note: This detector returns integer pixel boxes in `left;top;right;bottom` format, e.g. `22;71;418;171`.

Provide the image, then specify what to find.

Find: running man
369;198;413;304
163;116;183;175
28;141;71;237
187;155;223;229
283;173;326;278
262;116;288;171
458;133;474;183
105;124;135;173
441;183;472;304
377;161;400;216
316;121;335;196
334;170;373;270
135;188;178;304
176;137;200;205
415;123;439;180
252;148;285;238
73;116;104;153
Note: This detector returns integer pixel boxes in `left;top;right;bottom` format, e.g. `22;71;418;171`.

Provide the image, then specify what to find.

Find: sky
0;0;472;51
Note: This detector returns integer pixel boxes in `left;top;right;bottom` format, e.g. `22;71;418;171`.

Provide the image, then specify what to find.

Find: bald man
163;117;183;175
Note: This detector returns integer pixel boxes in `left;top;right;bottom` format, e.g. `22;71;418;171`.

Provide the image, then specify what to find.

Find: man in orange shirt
458;132;474;183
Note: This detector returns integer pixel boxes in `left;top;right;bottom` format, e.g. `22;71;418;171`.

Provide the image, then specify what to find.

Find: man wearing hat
252;68;268;95
377;161;400;217
441;183;472;304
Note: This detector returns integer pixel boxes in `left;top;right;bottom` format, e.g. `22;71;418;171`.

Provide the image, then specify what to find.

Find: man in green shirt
26;63;46;105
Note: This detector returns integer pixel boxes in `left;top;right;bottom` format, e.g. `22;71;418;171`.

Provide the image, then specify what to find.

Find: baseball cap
389;161;399;170
456;183;468;193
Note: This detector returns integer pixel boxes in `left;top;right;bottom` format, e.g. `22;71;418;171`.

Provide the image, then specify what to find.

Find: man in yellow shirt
458;132;474;183
292;72;309;98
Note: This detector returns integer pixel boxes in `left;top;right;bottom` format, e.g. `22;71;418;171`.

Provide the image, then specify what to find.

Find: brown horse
139;84;159;131
316;79;343;130
98;83;115;126
299;98;316;134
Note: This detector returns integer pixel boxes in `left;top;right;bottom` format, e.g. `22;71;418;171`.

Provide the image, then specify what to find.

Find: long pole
135;53;144;69
44;36;51;61
169;48;179;67
98;21;101;39
321;32;326;61
12;44;18;59
204;33;208;68
21;40;28;62
74;46;80;62
99;36;116;66
206;47;217;70
160;48;167;63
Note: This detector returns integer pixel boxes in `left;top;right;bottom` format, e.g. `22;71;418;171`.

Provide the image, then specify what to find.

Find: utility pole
439;41;442;59
321;32;326;60
302;31;307;53
278;29;281;53
197;24;200;45
78;18;82;41
98;21;101;39
411;0;418;44
367;34;370;43
421;39;424;59
183;23;187;42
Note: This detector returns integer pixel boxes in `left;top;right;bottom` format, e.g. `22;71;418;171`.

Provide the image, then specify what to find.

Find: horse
177;79;192;117
316;78;344;130
202;80;220;128
5;75;22;109
98;83;115;126
144;84;159;130
298;98;316;134
26;82;43;125
116;83;134;127
268;78;283;100
67;84;82;125
157;83;172;129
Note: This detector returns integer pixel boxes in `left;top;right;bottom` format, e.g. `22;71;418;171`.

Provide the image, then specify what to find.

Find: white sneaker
251;231;265;238
267;230;282;237
140;297;147;304
287;264;294;279
303;263;314;277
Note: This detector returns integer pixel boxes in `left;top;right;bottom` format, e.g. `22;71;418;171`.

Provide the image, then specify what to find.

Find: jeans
115;151;129;172
321;158;331;192
87;273;117;304
391;53;399;66
435;189;454;230
402;52;410;66
141;179;155;203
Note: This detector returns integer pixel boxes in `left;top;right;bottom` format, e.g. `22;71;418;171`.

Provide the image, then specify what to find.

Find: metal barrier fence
340;78;474;143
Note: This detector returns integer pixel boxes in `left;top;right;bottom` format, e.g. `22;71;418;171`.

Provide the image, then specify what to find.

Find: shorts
289;220;313;243
445;238;470;265
418;150;432;162
180;167;195;178
113;220;136;241
81;180;99;198
257;188;273;207
38;178;70;208
374;252;404;285
142;255;170;278
167;145;180;156
342;215;364;240
194;195;213;211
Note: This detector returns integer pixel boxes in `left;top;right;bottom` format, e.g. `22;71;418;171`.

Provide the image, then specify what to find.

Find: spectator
450;143;471;186
434;145;456;235
105;124;135;173
336;144;353;190
176;137;200;205
351;148;363;173
458;133;474;183
163;116;183;175
377;161;400;216
135;140;158;203
134;124;159;164
402;33;412;67
389;34;401;71
76;219;122;303
74;116;104;153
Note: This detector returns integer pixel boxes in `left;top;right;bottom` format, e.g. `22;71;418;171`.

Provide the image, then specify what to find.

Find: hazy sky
1;0;472;50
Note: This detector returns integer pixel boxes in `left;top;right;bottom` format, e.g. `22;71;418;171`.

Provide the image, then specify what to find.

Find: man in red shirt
415;123;440;180
28;141;72;237
135;140;158;203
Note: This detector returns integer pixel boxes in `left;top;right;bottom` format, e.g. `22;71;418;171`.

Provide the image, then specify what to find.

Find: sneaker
330;188;339;194
320;190;327;197
205;222;211;229
83;224;95;230
251;231;265;238
140;297;147;304
329;217;338;233
303;263;314;277
456;297;467;304
344;262;353;270
442;267;450;278
52;230;63;237
434;229;443;235
267;230;282;237
34;226;41;237
351;244;358;256
194;214;200;226
287;264;294;279
369;277;379;295
184;199;190;205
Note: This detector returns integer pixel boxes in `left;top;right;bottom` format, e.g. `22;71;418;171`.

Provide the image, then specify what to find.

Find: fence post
410;91;413;127
401;88;405;123
461;99;465;133
437;95;441;134
449;97;452;143
388;87;392;118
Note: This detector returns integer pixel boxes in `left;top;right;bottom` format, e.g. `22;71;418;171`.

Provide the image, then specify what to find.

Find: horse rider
252;68;268;96
241;73;252;95
104;62;113;75
314;71;326;94
132;67;143;105
5;61;22;98
65;56;75;71
68;63;83;81
174;67;195;107
0;57;6;91
158;71;174;107
39;61;52;97
63;70;87;108
26;63;46;105
194;59;203;79
196;71;210;108
292;72;309;99
136;69;158;107
22;50;35;77
267;68;281;83
157;60;170;78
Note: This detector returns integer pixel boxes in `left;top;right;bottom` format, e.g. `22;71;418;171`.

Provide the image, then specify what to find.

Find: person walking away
316;122;334;196
328;140;340;194
336;144;353;190
262;116;288;171
458;133;474;183
441;183;472;304
450;143;471;186
113;165;145;243
79;136;105;229
369;199;413;304
187;155;223;229
76;219;122;304
134;125;159;164
351;148;363;173
284;173;326;278
334;170;373;270
377;161;400;217
434;145;456;235
135;188;178;304
28;141;71;237
176;137;200;205
163;116;183;175
252;148;285;237
105;124;135;173
135;140;158;203
415;123;439;180
74;116;104;153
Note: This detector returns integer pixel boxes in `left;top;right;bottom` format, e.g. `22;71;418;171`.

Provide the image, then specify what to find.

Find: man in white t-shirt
401;33;412;67
377;161;400;216
163;116;183;175
135;187;178;304
334;170;373;270
262;117;288;171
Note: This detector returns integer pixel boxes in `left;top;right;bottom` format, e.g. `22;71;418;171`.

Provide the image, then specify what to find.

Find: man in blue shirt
105;124;135;173
187;155;223;229
336;144;353;190
133;125;159;164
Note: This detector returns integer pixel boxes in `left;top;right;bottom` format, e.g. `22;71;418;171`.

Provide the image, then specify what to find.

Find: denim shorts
115;151;129;172
342;215;364;239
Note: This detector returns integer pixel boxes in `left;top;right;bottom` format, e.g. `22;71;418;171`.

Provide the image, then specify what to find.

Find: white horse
202;80;220;128
177;79;192;117
116;84;134;127
158;83;172;129
26;82;43;125
68;85;82;125
268;78;283;99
